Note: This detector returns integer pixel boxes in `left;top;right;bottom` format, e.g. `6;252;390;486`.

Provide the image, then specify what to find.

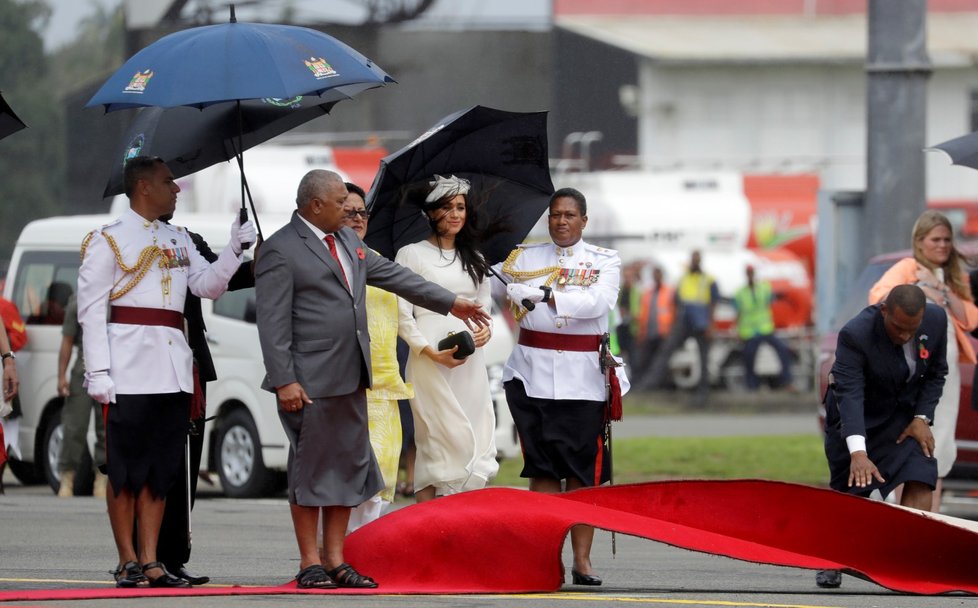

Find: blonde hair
911;210;972;301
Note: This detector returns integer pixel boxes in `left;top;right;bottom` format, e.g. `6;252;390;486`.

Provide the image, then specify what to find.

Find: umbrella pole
487;265;509;285
235;100;253;250
240;171;264;242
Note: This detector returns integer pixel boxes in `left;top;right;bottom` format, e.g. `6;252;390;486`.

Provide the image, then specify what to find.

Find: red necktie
324;234;350;289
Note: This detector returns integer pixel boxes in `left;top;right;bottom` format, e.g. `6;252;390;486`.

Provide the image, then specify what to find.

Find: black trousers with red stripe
504;379;610;487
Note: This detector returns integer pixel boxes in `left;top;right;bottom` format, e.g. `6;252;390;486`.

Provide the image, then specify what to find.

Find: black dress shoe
815;569;842;588
571;569;602;586
173;565;210;586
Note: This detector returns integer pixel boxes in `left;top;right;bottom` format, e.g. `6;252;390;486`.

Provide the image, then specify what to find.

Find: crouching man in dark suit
817;284;947;589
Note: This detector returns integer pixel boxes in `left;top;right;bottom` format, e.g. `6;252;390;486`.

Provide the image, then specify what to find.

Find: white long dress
932;268;960;478
395;240;498;495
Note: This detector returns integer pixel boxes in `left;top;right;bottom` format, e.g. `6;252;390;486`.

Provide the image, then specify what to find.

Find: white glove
85;370;116;404
507;283;546;305
229;216;257;255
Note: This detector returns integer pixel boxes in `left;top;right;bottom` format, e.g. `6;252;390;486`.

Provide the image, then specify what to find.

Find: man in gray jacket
255;169;489;589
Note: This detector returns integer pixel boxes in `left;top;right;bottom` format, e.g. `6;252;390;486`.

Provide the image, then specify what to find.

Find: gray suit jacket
256;212;456;399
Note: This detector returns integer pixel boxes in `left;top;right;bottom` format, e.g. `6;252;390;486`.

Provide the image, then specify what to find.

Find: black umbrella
364;106;554;265
929;131;978;170
104;95;343;198
0;91;27;141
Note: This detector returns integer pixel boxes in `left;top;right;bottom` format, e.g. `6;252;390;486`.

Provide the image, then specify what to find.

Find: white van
4;212;518;497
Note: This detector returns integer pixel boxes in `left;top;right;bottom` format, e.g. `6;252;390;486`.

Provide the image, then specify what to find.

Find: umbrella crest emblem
123;134;146;167
304;57;338;80
261;96;303;109
123;70;154;94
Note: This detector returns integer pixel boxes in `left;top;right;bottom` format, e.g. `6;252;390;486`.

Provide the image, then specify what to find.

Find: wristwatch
914;413;932;425
1;351;15;362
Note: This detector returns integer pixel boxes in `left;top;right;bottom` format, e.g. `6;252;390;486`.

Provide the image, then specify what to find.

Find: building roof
555;13;978;66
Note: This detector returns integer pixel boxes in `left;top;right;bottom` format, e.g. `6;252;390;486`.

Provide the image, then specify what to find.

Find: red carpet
2;480;977;600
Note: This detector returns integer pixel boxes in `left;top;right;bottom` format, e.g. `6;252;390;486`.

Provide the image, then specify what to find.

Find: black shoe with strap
141;562;191;588
112;560;148;588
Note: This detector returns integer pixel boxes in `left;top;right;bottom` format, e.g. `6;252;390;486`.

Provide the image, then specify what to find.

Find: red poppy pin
356;247;365;260
918;335;929;360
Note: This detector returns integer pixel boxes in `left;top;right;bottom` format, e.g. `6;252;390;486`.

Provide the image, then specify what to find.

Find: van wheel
216;409;274;498
669;341;700;390
41;409;94;496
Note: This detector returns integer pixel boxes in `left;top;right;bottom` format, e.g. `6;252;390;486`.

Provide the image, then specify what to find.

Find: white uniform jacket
499;239;630;402
78;209;241;395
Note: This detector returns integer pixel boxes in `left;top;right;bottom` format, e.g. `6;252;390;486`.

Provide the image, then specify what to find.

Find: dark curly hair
399;178;494;287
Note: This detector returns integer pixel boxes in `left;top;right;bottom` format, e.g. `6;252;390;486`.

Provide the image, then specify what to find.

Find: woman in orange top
869;210;978;511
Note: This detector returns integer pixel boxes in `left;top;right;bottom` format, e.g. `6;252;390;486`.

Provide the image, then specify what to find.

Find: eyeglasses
345;209;369;219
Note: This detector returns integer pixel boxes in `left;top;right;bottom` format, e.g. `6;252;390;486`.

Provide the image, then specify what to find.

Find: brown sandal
326;562;377;588
296;564;337;589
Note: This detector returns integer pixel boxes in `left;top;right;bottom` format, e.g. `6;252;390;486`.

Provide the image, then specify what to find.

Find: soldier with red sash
499;187;629;587
78;156;254;588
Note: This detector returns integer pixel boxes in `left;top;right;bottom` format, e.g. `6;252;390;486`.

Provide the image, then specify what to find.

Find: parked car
817;247;978;478
4;213;520;497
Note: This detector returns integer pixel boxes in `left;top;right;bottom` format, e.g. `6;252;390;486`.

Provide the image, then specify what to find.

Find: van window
213;287;256;324
13;251;79;325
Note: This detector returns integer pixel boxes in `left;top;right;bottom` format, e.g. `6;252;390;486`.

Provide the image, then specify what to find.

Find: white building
556;8;978;203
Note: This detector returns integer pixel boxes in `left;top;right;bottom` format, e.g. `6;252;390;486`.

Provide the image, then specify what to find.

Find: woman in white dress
395;175;498;503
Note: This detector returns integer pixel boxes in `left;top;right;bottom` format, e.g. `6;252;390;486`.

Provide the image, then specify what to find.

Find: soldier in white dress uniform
499;187;629;587
78;156;254;588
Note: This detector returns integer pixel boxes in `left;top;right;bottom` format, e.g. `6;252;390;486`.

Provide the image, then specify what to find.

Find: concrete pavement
0;482;970;608
3;403;977;607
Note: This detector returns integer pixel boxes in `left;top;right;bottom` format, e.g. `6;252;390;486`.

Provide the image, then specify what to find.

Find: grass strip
492;433;829;488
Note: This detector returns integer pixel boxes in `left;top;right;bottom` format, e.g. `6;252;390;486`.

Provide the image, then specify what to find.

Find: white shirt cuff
846;435;867;454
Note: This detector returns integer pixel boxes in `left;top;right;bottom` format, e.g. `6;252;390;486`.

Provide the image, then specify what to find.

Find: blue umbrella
86;7;394;243
86;19;393;111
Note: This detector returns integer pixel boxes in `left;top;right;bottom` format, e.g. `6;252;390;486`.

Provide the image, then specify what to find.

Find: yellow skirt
367;396;402;502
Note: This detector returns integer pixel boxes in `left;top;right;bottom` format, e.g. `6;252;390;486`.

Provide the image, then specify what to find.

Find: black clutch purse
437;330;475;360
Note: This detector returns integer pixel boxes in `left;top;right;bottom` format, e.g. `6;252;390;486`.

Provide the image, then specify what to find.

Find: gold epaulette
79;231;96;262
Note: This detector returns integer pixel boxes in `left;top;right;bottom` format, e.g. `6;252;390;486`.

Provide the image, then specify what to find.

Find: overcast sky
41;0;550;52
42;0;121;51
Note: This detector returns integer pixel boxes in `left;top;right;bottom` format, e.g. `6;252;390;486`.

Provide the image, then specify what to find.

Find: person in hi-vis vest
733;265;794;391
645;250;718;406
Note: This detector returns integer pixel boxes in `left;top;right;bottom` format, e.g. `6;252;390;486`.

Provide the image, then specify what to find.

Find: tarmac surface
3;406;978;607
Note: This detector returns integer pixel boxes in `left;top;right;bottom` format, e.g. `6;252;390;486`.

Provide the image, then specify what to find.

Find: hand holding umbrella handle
488;266;540;311
239;207;252;250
